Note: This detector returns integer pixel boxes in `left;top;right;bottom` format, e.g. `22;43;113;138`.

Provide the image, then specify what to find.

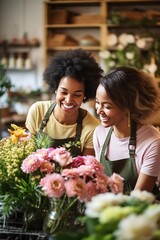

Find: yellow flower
8;124;28;144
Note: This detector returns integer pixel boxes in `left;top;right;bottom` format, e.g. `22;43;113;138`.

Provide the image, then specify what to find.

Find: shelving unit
43;0;107;65
43;0;160;77
0;41;40;71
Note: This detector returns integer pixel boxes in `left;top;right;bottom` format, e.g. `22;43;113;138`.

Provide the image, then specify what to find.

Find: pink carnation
21;154;41;173
35;149;49;161
40;161;55;173
48;147;73;167
40;173;65;198
65;178;87;200
95;172;109;193
108;172;124;193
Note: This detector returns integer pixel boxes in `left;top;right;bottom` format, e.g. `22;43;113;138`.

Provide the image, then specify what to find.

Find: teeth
100;116;109;121
63;104;74;109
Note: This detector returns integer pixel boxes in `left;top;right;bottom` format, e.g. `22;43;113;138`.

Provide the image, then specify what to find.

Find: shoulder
137;125;160;153
28;100;53;113
83;110;100;127
138;125;160;141
94;124;110;135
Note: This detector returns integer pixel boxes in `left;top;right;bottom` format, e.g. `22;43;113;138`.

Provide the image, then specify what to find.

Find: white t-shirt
93;124;160;177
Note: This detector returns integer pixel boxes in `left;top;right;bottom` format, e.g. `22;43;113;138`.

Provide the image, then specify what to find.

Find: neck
113;121;141;138
54;106;79;125
113;125;131;138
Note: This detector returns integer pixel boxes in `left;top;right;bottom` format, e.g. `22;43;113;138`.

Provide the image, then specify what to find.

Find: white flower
117;44;125;50
85;192;128;218
111;53;117;59
107;33;118;47
130;190;155;203
108;60;116;68
99;205;136;224
118;33;128;46
125;52;134;60
127;34;135;44
144;204;160;223
99;50;111;59
136;38;146;49
115;214;157;240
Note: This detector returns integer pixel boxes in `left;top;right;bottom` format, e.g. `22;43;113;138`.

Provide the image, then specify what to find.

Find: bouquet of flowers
0;124;124;234
81;190;160;240
21;147;124;234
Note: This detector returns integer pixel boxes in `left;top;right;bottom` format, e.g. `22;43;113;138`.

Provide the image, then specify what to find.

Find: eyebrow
60;87;84;93
96;98;113;105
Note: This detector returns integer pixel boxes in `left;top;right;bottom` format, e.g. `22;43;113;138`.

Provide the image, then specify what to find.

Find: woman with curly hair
93;66;160;197
26;48;102;157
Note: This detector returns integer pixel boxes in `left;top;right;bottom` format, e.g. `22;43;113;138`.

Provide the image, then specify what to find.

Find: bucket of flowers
0;124;124;237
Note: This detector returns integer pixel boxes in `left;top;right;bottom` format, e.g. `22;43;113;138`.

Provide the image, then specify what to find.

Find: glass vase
23;197;49;232
43;197;84;237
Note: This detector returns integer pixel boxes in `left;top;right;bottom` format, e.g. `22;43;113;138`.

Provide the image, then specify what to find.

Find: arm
135;172;157;192
82;147;95;156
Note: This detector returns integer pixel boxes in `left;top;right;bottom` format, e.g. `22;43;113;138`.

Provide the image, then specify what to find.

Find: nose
96;104;104;115
65;94;72;103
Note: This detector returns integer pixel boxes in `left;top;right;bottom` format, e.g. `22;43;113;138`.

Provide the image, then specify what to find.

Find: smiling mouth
100;116;109;122
63;103;75;109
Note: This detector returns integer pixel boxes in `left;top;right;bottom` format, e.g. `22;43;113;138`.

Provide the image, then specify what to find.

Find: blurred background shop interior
0;0;160;139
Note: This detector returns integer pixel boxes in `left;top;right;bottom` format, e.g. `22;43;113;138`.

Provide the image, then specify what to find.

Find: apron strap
101;121;137;160
101;127;113;156
39;102;56;133
128;120;137;160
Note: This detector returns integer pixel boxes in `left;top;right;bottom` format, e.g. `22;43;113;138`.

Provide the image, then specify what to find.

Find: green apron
100;122;160;198
38;102;83;157
100;122;138;194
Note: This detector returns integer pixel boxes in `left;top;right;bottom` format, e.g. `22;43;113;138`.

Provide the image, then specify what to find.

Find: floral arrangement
20;146;124;234
21;147;124;201
99;32;160;77
0;124;51;228
0;124;124;234
79;190;160;240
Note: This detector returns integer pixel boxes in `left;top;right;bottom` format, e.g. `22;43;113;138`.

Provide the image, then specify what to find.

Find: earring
127;111;131;128
55;91;57;94
83;97;86;100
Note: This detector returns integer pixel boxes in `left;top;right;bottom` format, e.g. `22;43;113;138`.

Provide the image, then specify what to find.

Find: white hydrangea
130;189;155;203
115;214;157;240
85;192;129;218
144;204;160;223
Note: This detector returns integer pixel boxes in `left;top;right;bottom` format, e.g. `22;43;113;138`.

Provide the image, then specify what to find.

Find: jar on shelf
24;56;32;69
15;53;23;69
1;55;8;68
8;54;15;69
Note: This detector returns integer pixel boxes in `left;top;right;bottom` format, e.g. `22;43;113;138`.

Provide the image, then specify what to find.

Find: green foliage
0;64;13;97
0;132;50;225
35;132;53;149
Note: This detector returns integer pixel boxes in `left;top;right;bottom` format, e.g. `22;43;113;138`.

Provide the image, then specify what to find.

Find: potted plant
0;64;13;138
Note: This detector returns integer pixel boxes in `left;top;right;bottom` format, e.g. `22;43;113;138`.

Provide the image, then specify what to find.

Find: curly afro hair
43;48;103;102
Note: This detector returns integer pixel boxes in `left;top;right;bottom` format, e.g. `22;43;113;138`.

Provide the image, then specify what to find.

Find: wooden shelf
47;46;101;51
45;24;103;28
43;0;160;77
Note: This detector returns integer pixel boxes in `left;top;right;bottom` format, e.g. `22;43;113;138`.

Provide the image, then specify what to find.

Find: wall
0;0;44;91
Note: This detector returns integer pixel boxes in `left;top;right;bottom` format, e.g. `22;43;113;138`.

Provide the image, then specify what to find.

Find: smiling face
95;84;127;128
55;76;85;119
